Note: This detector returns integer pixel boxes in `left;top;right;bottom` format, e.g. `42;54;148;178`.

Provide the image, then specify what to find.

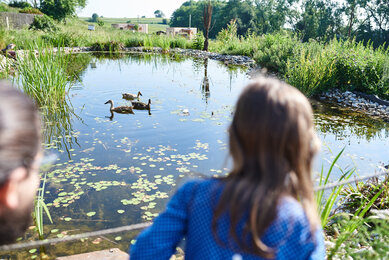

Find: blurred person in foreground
130;77;325;259
0;81;41;245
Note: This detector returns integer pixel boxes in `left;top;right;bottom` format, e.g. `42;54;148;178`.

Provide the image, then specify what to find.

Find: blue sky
77;0;187;18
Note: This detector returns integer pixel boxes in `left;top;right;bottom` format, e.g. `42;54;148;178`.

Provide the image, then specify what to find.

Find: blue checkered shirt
130;179;325;259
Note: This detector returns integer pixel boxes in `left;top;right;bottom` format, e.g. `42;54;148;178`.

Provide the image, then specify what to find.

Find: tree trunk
348;5;355;39
203;1;213;51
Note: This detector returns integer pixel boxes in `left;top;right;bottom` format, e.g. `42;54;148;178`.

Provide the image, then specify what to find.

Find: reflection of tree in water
201;58;210;103
312;101;389;141
41;99;82;160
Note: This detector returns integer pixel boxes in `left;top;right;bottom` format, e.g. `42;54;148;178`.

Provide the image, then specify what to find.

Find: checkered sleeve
130;181;198;260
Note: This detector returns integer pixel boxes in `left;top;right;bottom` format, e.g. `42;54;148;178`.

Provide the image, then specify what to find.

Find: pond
4;53;389;258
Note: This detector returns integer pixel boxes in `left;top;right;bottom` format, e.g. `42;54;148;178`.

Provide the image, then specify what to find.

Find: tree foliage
40;0;87;21
170;0;389;48
154;9;165;18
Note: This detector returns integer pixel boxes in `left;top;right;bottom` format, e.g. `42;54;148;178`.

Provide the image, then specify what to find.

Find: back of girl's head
230;77;318;190
0;81;41;185
212;77;320;258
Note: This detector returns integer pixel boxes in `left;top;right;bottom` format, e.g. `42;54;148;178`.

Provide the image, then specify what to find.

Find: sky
77;0;187;18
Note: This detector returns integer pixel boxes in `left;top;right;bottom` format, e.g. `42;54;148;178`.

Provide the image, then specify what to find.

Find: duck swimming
132;99;151;110
104;100;134;114
122;91;142;100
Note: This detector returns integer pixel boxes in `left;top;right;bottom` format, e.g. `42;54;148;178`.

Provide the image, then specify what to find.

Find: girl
130;77;325;259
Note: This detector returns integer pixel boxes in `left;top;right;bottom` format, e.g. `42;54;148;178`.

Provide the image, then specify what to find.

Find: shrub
170;37;187;49
286;48;337;97
41;32;85;47
339;176;389;216
192;32;204;50
162;18;168;25
253;32;301;74
0;3;10;12
97;20;104;27
30;15;57;32
19;7;43;14
9;1;31;9
90;41;124;52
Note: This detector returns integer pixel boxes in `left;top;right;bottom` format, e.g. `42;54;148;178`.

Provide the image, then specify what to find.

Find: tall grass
286;48;337;97
15;45;74;109
315;148;355;227
34;174;53;240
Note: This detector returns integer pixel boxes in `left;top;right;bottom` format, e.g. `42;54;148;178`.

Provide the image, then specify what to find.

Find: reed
34;174;53;240
315;148;355;227
15;44;74;109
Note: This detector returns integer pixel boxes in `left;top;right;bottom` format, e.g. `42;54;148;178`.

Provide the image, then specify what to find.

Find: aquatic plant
327;188;384;259
286;48;337;97
15;45;74;109
339;175;389;216
315;148;355;227
34;174;53;240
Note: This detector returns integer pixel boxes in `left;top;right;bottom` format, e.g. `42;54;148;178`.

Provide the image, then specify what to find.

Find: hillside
79;17;170;34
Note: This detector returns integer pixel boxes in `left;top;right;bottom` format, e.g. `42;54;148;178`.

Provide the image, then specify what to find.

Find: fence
0;12;36;29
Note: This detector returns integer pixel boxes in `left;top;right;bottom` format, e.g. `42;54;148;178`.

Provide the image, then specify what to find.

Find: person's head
212;77;320;258
0;81;41;245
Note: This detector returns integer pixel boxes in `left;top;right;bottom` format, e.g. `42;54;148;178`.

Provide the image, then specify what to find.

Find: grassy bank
1;18;388;99
79;17;169;34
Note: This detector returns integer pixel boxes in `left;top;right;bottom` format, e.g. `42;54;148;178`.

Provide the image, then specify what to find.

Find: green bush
41;32;85;47
30;15;57;32
19;7;43;14
286;48;337;97
0;3;10;12
9;1;31;9
253;32;301;74
97;20;104;27
170;37;187;49
192;33;204;50
90;41;124;52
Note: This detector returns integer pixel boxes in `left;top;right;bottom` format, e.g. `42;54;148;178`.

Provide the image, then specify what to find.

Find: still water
5;53;389;258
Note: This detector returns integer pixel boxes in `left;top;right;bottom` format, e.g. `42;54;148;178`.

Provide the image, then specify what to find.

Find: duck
132;99;151;110
104;100;134;114
1;43;16;53
1;43;16;60
122;91;142;100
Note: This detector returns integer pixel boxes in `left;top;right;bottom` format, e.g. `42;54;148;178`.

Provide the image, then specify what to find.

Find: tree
255;0;299;34
154;10;165;18
203;0;212;51
295;0;342;42
40;0;87;21
91;13;99;23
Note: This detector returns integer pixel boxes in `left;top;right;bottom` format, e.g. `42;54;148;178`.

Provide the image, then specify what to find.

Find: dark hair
0;81;41;185
212;78;320;258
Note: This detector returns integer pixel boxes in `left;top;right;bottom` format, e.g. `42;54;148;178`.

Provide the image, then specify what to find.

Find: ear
0;167;28;209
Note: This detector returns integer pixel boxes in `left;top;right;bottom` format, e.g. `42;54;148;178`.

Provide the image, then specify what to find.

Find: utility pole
189;14;191;28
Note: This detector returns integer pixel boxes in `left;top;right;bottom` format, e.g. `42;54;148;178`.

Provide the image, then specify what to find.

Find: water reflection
201;58;210;103
312;101;389;141
41;99;82;160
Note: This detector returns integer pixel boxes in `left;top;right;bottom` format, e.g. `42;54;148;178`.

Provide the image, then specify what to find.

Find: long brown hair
212;77;320;258
0;81;41;185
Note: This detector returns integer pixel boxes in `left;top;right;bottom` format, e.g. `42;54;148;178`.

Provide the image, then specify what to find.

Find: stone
56;248;128;260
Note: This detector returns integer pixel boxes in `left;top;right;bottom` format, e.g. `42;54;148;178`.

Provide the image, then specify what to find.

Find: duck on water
105;100;134;114
132;99;151;110
122;91;142;100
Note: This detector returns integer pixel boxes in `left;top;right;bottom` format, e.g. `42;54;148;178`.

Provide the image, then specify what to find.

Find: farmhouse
111;23;148;33
166;27;197;40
